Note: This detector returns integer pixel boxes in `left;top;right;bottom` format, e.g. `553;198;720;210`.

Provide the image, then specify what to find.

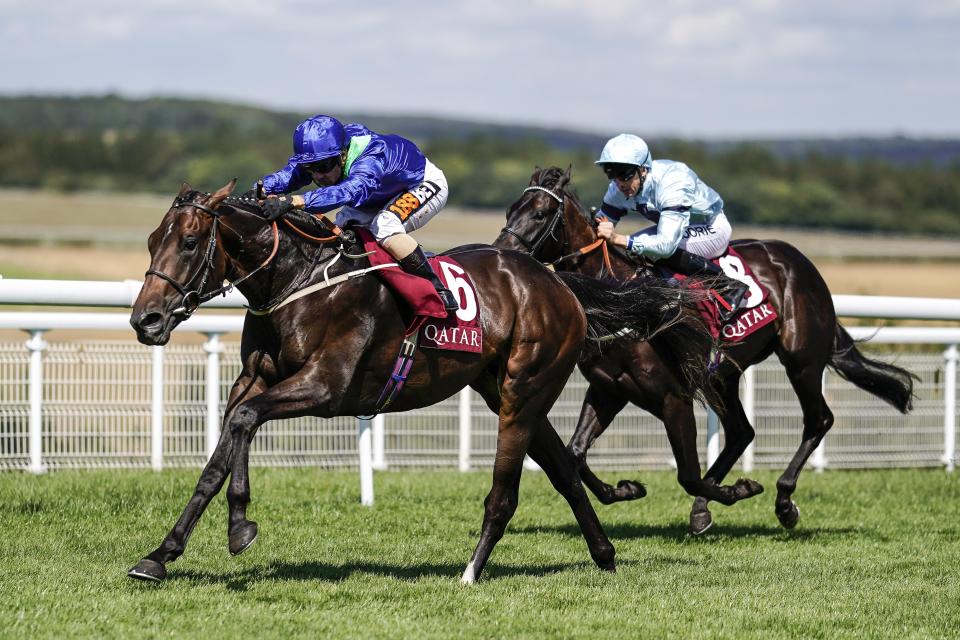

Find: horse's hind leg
528;419;615;571
460;416;531;584
775;360;834;529
461;341;601;583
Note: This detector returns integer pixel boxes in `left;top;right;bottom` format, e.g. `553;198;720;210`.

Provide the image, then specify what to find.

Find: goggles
301;156;341;174
602;163;639;181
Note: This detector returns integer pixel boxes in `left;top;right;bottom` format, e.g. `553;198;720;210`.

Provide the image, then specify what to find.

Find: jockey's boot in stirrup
661;249;749;322
398;246;460;312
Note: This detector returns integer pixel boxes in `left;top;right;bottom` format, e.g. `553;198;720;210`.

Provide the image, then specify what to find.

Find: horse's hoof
128;558;166;582
689;509;714;535
613;479;647;501
776;502;800;529
597;559;616;573
734;477;765;500
229;521;259;556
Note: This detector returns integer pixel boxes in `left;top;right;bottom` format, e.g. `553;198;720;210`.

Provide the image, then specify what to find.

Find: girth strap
357;321;423;419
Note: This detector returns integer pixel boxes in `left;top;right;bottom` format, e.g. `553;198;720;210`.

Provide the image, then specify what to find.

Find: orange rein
552;236;613;276
281;212;344;244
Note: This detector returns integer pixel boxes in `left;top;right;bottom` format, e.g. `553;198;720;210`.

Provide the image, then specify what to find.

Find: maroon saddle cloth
662;246;777;342
357;229;482;353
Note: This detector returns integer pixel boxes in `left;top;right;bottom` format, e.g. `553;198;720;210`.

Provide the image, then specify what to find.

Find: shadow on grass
167;558;613;590
511;522;861;541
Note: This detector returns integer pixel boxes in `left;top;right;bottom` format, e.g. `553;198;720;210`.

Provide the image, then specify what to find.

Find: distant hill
2;94;958;165
0;94;958;235
0;94;607;151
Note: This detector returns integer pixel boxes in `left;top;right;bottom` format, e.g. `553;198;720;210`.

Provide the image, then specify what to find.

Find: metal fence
0;339;956;473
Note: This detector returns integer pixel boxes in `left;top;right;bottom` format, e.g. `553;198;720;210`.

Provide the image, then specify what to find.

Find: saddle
356;229;482;353
659;247;778;342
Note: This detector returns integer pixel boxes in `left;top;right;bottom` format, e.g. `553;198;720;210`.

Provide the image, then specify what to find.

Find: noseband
144;196;279;319
502;184;615;276
500;186;566;259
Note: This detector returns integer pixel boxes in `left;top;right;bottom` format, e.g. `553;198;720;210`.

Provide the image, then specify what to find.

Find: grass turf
1;468;958;639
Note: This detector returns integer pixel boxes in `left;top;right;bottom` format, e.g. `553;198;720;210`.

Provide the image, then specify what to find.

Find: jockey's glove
262;195;294;221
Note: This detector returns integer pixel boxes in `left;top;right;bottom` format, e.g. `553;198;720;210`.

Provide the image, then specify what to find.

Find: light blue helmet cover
595;134;652;168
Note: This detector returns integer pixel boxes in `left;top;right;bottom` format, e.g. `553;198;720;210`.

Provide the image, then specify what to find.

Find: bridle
144;195;281;319
499;185;568;259
501;184;614;275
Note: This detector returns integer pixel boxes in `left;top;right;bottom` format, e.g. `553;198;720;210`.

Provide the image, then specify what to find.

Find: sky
1;0;958;138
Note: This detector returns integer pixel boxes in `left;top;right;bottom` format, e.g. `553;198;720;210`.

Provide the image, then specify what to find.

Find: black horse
495;167;916;534
127;179;714;583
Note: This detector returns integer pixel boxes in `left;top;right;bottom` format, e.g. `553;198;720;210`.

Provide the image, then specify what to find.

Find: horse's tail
555;271;720;404
829;323;916;414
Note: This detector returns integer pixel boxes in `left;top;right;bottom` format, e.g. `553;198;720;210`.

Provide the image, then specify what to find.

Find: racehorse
127;179;713;583
495;167;916;534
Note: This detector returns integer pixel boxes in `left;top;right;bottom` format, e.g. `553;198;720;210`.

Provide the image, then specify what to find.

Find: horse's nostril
138;312;164;330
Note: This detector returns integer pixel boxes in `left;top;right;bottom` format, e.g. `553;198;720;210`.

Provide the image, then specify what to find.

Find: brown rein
149;198;347;319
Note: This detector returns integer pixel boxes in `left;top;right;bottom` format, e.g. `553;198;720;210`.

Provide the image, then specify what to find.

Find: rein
503;185;614;277
548;237;614;275
145;196;282;319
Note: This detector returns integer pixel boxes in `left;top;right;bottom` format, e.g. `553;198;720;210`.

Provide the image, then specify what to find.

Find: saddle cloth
358;229;482;353
663;246;778;342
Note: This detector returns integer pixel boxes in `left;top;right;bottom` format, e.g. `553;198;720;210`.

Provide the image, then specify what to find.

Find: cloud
0;0;957;135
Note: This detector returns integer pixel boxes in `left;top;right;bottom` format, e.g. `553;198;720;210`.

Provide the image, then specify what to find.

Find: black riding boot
661;249;749;322
398;246;460;312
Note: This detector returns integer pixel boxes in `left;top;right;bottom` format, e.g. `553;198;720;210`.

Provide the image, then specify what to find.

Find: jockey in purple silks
258;114;458;312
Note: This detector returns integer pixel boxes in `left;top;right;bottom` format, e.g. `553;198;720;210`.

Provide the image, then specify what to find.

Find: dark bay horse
495;167;916;534
127;179;709;583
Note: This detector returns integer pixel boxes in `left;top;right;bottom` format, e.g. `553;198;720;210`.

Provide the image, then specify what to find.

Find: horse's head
495;166;590;262
130;179;238;345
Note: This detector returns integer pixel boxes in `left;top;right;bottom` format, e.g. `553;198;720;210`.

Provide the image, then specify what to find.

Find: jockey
593;133;749;320
257;114;459;312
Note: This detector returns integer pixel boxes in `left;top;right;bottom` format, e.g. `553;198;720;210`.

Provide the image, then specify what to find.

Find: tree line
1;95;958;235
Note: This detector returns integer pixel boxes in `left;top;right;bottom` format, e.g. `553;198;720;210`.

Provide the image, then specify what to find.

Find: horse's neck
231;229;345;310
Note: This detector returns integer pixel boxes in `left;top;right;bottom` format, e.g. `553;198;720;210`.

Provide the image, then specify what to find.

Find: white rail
1;280;958;489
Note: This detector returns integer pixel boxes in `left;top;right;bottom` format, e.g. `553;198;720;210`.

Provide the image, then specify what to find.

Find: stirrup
438;288;460;312
718;284;749;322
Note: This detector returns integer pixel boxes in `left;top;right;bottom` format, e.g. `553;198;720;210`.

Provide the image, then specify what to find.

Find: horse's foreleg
567;386;644;504
662;394;762;515
690;379;763;534
128;371;263;582
224;362;333;556
567;384;626;464
527;420;615;571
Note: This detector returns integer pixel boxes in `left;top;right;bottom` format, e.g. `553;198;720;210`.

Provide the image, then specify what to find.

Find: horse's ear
208;178;237;207
178;182;192;196
556;165;572;190
529;166;542;186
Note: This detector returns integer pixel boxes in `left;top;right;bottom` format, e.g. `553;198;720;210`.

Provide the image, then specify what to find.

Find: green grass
1;468;958;639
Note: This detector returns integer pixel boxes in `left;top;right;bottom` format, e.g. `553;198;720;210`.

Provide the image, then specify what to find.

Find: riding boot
660;249;749;322
398;246;460;313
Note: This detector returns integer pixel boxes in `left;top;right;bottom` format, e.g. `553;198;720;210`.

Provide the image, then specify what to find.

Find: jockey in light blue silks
257;114;459;312
594;134;749;320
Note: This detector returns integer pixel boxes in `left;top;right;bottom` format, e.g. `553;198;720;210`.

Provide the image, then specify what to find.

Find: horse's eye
182;237;198;251
533;210;547;221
